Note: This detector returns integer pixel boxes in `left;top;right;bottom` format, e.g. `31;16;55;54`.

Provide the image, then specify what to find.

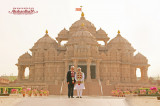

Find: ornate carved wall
16;12;150;86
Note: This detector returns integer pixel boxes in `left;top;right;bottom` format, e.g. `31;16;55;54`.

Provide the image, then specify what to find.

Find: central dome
67;24;98;46
69;12;96;35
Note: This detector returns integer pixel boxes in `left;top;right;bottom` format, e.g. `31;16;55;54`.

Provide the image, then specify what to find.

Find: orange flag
75;8;81;11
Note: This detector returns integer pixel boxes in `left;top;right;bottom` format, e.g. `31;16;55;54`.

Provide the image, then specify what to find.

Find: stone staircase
60;79;103;96
48;79;115;96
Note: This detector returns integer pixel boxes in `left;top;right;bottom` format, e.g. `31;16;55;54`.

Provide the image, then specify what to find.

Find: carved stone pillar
64;60;69;81
29;66;34;81
21;66;25;80
18;66;22;81
131;66;137;83
141;66;148;83
58;40;62;46
104;40;107;46
96;60;100;79
73;59;78;72
87;59;91;81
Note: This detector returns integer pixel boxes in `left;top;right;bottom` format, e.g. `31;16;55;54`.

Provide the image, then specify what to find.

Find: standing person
67;66;76;98
74;67;85;98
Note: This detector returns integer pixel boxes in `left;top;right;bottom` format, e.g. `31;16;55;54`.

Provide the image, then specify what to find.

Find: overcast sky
0;0;160;77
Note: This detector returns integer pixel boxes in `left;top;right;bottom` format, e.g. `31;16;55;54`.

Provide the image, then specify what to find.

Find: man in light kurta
74;67;85;98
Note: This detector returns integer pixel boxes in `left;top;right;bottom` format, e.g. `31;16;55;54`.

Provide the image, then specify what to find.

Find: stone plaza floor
0;95;160;106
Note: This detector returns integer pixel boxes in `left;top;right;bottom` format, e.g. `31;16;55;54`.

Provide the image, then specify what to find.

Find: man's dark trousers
68;83;74;98
67;70;76;98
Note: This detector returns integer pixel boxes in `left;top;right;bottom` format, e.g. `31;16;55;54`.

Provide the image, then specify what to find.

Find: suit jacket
67;71;76;85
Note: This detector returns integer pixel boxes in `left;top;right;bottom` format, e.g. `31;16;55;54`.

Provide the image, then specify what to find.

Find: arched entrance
136;68;141;81
24;67;29;79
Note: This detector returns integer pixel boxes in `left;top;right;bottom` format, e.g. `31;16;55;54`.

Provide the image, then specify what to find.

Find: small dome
97;28;107;35
19;52;31;60
18;52;32;64
134;52;148;64
56;28;69;41
135;52;147;60
58;28;68;36
107;31;135;51
31;30;58;50
67;24;98;46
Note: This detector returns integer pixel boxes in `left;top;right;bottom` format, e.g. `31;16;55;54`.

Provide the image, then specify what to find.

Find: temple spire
117;30;121;37
81;12;84;17
118;30;120;34
46;29;48;34
80;6;84;17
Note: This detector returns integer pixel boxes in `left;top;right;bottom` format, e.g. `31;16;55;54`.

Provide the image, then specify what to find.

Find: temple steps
60;79;102;96
48;79;115;96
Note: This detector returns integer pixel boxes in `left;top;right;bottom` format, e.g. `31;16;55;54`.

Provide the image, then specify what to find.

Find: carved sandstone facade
15;12;150;95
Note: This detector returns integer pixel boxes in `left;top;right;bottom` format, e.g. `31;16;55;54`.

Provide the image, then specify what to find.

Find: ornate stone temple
15;12;150;95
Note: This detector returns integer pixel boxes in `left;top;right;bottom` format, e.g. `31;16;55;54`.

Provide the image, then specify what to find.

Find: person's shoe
80;96;82;98
71;96;74;98
76;96;79;98
68;96;70;98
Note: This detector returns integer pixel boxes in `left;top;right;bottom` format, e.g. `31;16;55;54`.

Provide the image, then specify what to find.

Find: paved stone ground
15;96;128;106
126;96;160;106
1;95;160;106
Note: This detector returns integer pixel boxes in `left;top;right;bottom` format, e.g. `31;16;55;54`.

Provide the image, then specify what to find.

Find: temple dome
18;52;32;64
97;28;106;34
134;52;148;64
67;24;98;46
70;17;95;28
95;28;110;41
134;52;147;60
31;30;58;50
69;12;96;35
56;28;69;41
19;52;31;60
58;28;68;36
107;30;135;51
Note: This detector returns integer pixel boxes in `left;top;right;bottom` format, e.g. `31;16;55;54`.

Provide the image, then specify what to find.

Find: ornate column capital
86;59;91;64
96;59;101;64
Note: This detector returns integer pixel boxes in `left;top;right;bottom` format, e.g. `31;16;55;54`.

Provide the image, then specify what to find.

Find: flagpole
80;6;83;12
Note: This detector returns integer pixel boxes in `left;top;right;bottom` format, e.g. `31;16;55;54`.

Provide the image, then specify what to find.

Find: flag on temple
75;8;81;11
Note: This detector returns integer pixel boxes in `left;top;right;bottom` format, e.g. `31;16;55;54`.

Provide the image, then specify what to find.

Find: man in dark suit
67;66;76;98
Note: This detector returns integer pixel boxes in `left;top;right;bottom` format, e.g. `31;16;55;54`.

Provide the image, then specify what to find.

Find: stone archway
135;66;149;83
24;67;29;79
136;68;141;81
17;65;32;81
